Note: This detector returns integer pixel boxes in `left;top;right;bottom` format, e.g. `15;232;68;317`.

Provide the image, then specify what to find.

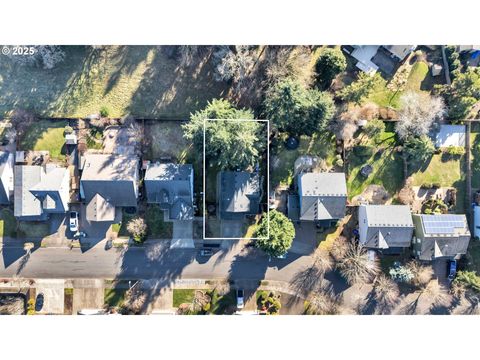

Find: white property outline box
203;118;270;240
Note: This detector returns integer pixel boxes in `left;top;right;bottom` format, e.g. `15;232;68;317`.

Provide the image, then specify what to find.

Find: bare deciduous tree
264;46;313;88
306;286;341;315
407;260;434;288
374;274;400;311
336;242;379;285
214;45;256;85
178;46;199;67
398;177;415;205
395;91;445;140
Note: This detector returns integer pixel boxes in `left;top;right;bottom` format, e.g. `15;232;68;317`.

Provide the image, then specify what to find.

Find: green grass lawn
19;120;67;161
146;205;173;239
104;288;127;308
114;211;135;238
0;208;16;237
410;154;466;212
271;132;337;188
367;60;430;109
405;61;429;92
0;46;229;118
172;289;196;307
347;125;403;199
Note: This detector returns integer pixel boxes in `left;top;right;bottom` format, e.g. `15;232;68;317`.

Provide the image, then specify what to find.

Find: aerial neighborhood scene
3;44;480;316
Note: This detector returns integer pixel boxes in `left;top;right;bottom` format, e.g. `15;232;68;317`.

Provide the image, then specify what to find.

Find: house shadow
1;241;41;273
112;241;195;314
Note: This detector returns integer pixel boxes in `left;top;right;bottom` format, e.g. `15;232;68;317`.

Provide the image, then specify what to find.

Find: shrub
100;106;110;118
444;146;464;156
335;158;344;167
27;299;35;315
64;125;73;134
453;271;480;292
126;217;147;243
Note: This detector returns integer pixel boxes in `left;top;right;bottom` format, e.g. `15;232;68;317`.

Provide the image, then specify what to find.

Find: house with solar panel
412;214;471;261
358;205;414;252
288;172;347;227
217;171;261;220
144;162;194;221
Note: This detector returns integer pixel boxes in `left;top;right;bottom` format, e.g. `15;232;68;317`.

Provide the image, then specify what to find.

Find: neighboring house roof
144;163;194;220
358;205;414;249
14;164;70;220
86;193;115;222
218;171;261;220
383;45;416;60
80;154;139;208
298;172;347;221
413;214;471;260
435;125;466;148
0;152;14;204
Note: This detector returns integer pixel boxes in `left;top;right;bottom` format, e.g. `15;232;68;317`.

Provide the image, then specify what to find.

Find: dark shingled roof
144;163;194;220
218;171;261;220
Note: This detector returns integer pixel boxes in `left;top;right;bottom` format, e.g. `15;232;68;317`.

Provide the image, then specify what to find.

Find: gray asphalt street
0;242;316;284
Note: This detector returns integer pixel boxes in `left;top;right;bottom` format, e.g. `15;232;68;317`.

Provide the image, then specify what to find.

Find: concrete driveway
221;220;244;238
290;222;318;255
72;279;105;314
35;279;65;314
170;220;194;248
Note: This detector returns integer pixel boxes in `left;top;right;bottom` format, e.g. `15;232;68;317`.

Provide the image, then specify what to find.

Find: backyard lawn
271;132;337;188
0;46;229;118
144;121;193;162
410;154;466;212
146;205;173;239
19;119;68;161
367;59;431;109
0;208;16;237
471;130;480;189
346;124;403;199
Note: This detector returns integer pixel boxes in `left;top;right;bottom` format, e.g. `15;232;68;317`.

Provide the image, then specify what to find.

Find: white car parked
69;211;79;233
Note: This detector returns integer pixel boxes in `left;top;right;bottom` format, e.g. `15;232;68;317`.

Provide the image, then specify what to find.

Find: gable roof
413;214;471;260
359;205;414;249
298;173;347;221
0;151;14;204
145;163;194;220
383;45;416;60
14;164;69;219
218;171;261;220
86;193;115;222
80;154;139;207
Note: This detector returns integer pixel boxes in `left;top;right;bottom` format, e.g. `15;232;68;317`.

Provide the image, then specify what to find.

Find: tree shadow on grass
126;46;230;119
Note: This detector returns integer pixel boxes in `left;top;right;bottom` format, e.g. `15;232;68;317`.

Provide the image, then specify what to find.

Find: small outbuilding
435;125;466;148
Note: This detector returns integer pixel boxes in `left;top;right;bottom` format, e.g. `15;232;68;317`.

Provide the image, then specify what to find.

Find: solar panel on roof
421;214;465;234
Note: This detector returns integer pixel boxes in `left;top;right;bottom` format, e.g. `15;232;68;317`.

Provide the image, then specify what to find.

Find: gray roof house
217;171;261;220
14;164;70;221
80;154;139;222
289;172;347;225
144;163;194;220
358;205;414;251
412;214;471;261
0;152;14;204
